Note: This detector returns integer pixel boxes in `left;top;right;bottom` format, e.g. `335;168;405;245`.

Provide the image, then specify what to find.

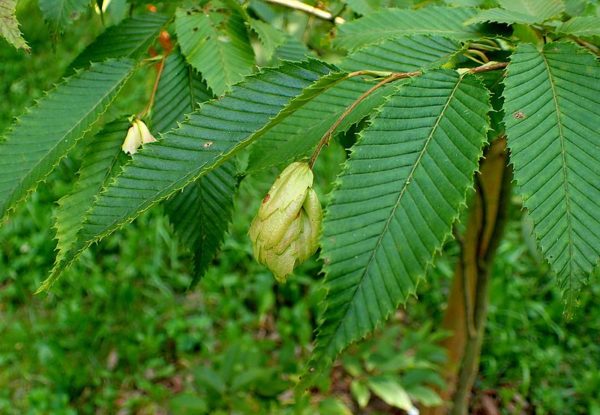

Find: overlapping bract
249;162;322;282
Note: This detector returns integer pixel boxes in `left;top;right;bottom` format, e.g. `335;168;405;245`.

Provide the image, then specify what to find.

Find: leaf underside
176;6;255;96
248;77;393;172
0;59;135;220
466;0;564;25
465;8;544;25
339;35;462;73
273;36;311;62
558;17;600;37
497;0;564;22
503;42;600;303
248;18;286;60
249;35;463;172
69;13;168;71
152;49;213;135
45;59;336;286
311;70;491;373
0;0;29;51
166;161;237;285
153;48;236;284
39;0;89;32
334;6;480;51
54;119;129;266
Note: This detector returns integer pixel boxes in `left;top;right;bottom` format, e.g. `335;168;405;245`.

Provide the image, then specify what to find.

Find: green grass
478;211;600;414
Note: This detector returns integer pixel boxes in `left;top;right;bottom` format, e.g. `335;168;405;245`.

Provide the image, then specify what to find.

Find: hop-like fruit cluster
122;119;157;155
249;162;322;282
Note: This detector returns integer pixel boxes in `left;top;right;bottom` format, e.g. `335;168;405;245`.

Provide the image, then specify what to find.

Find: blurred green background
1;1;599;414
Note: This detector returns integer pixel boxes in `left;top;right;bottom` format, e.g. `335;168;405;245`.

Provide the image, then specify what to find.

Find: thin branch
466;49;489;64
138;54;167;119
569;36;600;56
264;0;346;24
308;71;420;167
308;61;509;168
467;61;508;74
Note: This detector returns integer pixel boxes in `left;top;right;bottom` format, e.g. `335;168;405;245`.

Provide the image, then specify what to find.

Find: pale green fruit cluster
249;162;322;282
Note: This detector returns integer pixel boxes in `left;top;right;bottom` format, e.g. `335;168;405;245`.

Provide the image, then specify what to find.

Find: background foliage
1;0;599;413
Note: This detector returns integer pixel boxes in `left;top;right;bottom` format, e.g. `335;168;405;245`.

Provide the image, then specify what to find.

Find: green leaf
168;393;208;414
340;35;462;73
563;0;588;17
165;161;237;285
39;0;89;33
0;59;135;220
70;13;168;70
344;0;384;15
247;76;393;172
334;7;480;51
367;376;413;411
558;17;600;37
176;6;255;96
497;0;565;21
248;18;285;60
405;385;443;407
0;0;29;51
502;43;600;304
54;119;129;266
445;0;488;6
350;380;371;408
194;366;226;394
465;8;545;24
273;35;311;62
344;0;420;15
318;398;353;415
311;70;490;371
152;48;235;284
466;0;565;25
152;48;213;134
43;59;336;288
250;36;462;172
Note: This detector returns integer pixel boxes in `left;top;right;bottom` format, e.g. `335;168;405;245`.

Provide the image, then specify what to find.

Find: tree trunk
422;137;511;415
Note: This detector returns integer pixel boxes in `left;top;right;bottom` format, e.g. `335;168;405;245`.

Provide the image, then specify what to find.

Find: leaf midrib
520;0;537;16
323;74;464;355
214;14;249;90
53;63;336;279
55;0;69;24
540;51;574;284
56;138;123;255
2;63;131;214
185;12;243;93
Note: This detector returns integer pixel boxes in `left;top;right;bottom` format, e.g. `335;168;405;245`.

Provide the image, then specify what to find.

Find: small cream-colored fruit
122;119;157;155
